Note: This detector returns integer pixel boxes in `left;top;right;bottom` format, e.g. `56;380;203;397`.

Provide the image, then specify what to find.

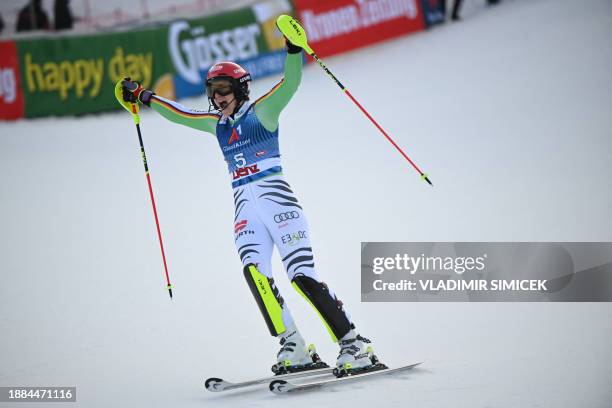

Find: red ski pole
115;81;174;299
131;104;174;299
277;15;432;186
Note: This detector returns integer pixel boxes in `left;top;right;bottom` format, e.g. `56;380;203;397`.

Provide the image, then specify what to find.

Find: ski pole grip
276;15;313;54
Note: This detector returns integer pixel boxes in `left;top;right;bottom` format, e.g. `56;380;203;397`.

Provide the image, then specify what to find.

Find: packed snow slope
1;0;611;407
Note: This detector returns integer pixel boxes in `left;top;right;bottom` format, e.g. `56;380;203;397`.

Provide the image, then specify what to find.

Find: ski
205;366;334;392
269;362;423;394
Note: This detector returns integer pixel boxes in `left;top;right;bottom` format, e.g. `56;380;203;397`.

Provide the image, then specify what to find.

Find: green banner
13;0;293;118
168;0;293;98
17;27;173;117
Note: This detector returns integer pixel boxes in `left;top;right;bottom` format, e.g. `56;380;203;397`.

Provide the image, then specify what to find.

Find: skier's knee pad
243;263;286;336
291;274;352;342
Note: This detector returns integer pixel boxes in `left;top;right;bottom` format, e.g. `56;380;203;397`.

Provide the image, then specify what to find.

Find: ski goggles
206;78;234;98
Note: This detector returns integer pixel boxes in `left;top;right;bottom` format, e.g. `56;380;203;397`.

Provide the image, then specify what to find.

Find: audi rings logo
274;211;300;223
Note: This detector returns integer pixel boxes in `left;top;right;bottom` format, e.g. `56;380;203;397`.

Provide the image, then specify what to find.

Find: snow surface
1;0;611;407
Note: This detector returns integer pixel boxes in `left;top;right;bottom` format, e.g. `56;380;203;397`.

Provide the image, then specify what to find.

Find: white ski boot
335;331;383;377
272;329;328;374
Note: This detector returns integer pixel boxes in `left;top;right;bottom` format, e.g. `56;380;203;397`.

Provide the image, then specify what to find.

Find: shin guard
243;263;286;336
291;274;352;342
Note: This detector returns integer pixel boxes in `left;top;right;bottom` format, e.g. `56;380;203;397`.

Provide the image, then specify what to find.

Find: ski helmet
205;62;251;109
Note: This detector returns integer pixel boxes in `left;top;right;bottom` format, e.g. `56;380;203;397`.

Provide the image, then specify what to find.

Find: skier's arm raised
150;96;219;134
253;41;303;132
120;78;219;135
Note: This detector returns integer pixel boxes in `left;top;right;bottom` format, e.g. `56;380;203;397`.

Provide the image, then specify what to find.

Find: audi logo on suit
274;211;300;223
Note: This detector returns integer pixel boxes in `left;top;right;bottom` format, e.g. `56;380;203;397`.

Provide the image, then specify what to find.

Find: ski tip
401;361;425;372
270;379;293;394
205;377;226;392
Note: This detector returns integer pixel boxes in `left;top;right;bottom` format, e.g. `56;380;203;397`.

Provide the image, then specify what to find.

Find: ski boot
334;331;387;378
271;329;328;375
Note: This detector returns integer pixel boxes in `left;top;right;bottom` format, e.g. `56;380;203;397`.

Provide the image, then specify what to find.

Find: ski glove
121;78;154;106
285;37;302;54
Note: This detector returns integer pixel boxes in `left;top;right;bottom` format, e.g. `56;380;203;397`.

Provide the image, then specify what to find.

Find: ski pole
114;81;174;299
276;15;433;186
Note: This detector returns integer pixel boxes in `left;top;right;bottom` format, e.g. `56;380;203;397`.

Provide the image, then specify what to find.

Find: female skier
119;38;376;375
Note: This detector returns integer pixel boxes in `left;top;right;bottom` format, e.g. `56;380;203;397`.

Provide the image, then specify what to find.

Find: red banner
293;0;425;58
0;41;25;120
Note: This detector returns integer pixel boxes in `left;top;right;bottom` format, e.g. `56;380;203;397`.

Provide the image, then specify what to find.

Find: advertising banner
293;0;425;58
5;0;293;118
4;0;436;119
17;28;174;118
169;0;293;99
0;41;25;120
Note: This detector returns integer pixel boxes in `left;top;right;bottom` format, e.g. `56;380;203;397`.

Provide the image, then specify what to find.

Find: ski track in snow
1;0;611;407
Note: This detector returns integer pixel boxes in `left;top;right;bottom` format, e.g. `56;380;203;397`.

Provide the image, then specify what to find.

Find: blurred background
0;0;456;118
0;0;252;34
